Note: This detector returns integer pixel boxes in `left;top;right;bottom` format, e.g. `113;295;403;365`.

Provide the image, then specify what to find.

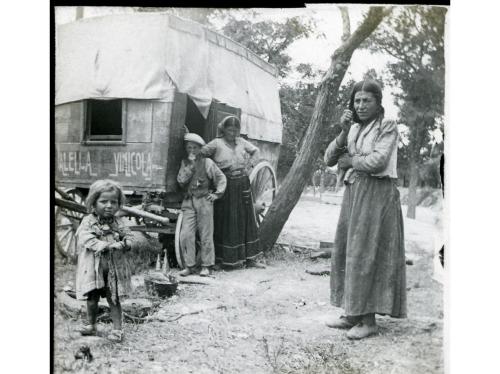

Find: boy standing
177;133;227;276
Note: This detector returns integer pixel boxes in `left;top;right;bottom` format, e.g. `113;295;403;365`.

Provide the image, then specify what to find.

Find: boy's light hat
184;133;206;146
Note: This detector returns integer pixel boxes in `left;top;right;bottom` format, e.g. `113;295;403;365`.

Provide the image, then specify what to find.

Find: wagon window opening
184;96;207;141
86;99;123;141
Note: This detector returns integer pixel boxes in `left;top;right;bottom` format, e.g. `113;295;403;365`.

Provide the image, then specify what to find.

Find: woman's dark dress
201;137;262;268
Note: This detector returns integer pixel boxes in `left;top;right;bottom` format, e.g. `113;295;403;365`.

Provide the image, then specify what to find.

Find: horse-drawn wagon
54;13;282;267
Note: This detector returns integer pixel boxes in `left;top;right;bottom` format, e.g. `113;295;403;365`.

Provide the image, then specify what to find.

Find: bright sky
55;5;401;119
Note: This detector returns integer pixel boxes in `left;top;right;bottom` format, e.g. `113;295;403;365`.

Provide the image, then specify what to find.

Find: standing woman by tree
324;79;406;339
201;116;266;269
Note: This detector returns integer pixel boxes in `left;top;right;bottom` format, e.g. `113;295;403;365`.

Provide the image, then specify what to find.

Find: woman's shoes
326;315;359;329
346;323;379;340
326;316;378;339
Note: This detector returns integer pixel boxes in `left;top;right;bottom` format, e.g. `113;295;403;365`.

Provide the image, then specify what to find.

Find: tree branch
369;30;420;74
334;7;392;59
338;6;351;42
381;45;418;74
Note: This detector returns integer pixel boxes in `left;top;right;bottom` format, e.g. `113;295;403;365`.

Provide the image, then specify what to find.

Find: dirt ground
53;192;444;374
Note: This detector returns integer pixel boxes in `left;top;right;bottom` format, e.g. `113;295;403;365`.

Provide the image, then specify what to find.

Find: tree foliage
365;6;446;215
367;6;446;153
377;15;443;135
220;16;316;77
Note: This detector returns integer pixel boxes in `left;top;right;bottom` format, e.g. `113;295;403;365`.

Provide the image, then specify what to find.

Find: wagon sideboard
55;93;280;194
56;92;187;192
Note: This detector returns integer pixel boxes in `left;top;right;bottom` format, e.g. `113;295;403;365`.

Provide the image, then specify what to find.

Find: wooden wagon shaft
55;197;87;214
55;186;77;202
120;206;170;226
55;197;171;226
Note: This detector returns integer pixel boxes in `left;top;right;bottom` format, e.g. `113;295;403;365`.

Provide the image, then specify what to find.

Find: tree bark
259;7;390;251
406;154;419;219
338;6;351;42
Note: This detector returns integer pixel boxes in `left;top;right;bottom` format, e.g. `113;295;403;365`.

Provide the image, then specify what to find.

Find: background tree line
132;6;445;220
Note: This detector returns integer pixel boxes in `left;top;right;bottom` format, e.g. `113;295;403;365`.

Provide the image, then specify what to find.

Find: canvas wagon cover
55;13;282;143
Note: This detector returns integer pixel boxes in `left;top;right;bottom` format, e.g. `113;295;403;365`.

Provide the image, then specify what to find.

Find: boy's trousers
179;196;215;268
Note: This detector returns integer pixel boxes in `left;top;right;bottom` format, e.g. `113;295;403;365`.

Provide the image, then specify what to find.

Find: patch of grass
261;335;287;373
257;335;362;374
283;343;361;374
264;244;312;265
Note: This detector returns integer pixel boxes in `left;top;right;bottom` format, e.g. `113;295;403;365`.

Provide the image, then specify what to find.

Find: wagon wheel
249;161;277;225
55;188;85;263
174;212;203;270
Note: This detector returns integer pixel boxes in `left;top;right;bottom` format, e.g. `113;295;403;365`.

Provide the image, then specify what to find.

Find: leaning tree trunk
259;7;390;251
406;154;419;219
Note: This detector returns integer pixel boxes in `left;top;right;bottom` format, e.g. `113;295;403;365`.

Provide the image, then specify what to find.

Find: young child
177;133;227;277
75;179;135;343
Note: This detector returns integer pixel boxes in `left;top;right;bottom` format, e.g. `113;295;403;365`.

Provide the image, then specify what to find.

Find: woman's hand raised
340;109;353;132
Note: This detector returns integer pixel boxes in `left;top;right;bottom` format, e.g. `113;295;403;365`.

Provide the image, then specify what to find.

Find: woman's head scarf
348;79;385;124
217;115;241;137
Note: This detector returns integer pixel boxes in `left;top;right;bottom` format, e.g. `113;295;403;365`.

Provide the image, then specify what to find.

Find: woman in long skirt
201;116;265;269
324;79;406;339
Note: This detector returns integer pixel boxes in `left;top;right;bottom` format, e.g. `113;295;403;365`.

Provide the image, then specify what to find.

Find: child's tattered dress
75;214;135;302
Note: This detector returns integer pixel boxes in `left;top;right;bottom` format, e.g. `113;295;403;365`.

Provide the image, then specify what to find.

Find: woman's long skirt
214;174;262;268
330;174;407;318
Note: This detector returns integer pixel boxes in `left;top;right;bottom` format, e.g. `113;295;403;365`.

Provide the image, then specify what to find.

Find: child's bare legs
86;293;99;325
105;293;122;331
104;288;124;342
86;289;122;330
81;290;100;335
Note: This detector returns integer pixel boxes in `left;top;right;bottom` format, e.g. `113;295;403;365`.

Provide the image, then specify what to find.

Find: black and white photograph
50;4;448;373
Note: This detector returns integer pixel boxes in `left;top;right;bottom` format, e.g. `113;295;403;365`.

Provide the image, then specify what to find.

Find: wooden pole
120;206;170;226
55;197;87;214
54;197;171;226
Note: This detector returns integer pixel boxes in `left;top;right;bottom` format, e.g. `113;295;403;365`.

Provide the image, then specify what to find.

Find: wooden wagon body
54;13;282;265
55;94;280;196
